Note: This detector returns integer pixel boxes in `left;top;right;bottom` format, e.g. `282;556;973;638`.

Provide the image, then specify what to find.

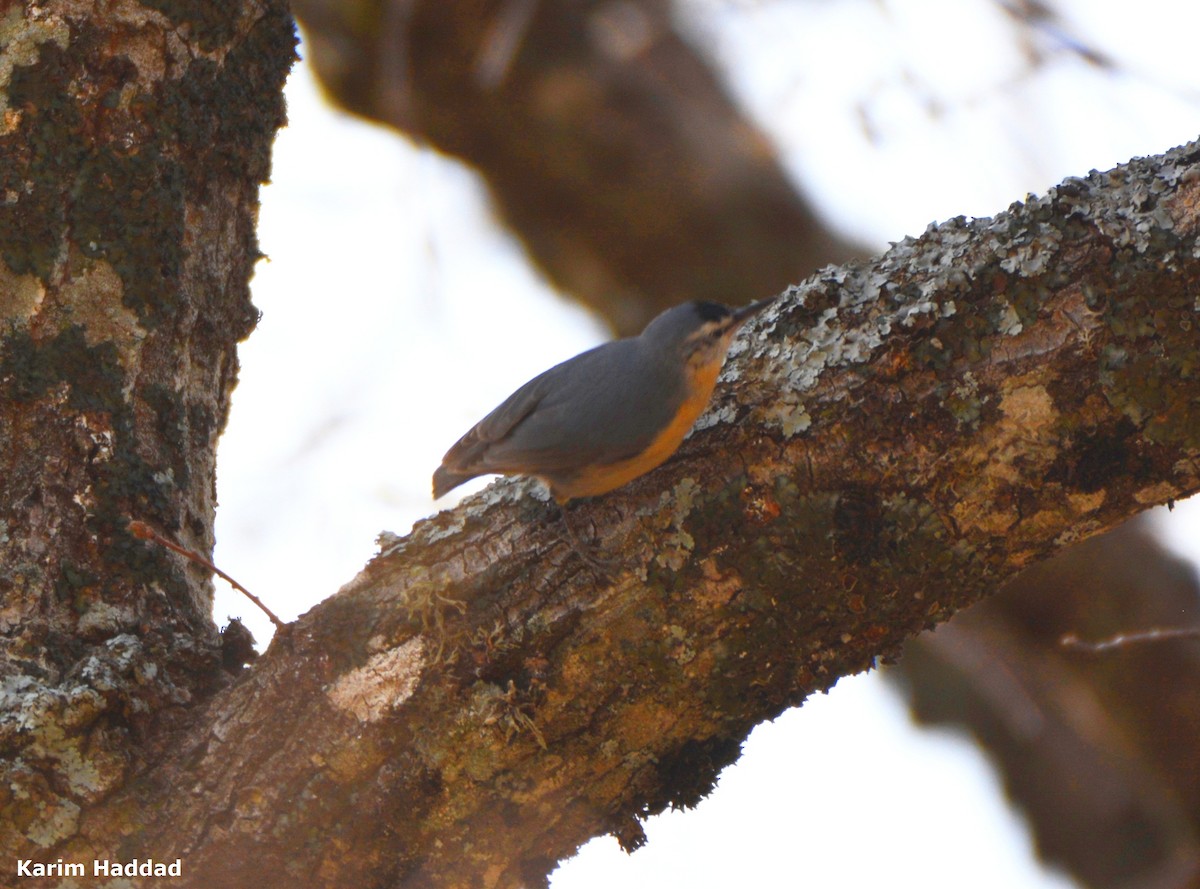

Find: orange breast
547;358;723;502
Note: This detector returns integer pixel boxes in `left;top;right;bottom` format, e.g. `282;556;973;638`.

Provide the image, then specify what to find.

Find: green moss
684;474;988;722
102;521;184;599
0;325;122;412
0;325;187;592
140;0;241;53
1009;281;1050;330
944;389;985;428
0;7;294;333
1094;244;1200;451
0;41;85;280
71;145;186;325
54;564;99;612
93;407;186;593
144;384;190;487
647;735;742;812
0;37;186;327
162;6;296;191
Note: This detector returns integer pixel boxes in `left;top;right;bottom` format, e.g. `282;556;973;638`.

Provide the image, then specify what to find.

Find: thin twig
1060;625;1200;653
128;519;287;632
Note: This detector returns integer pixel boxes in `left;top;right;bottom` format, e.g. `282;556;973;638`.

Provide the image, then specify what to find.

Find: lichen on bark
0;0;295;860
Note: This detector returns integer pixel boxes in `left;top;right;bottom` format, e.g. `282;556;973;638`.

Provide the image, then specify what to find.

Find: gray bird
433;298;772;504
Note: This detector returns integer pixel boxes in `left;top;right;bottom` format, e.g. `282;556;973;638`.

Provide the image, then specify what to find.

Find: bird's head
640;298;773;367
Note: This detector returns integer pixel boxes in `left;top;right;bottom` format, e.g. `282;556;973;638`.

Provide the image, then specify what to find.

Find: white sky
213;1;1200;885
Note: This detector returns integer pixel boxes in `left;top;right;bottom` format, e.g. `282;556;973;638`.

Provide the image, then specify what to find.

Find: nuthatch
432;297;772;504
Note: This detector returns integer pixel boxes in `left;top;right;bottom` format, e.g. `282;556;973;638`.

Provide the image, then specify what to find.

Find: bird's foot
556;502;619;576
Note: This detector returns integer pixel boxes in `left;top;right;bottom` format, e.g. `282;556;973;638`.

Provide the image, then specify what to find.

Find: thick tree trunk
8;121;1199;885
0;0;293;869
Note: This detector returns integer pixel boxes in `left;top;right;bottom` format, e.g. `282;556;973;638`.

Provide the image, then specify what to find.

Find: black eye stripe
692;301;732;323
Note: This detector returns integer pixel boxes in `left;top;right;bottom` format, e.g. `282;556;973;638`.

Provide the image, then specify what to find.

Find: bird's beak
729;296;775;328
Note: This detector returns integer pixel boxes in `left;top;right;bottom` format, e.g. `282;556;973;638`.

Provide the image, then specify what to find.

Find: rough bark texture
0;0;293;868
7;135;1198;886
288;6;1200;885
290;0;865;335
4;3;1200;884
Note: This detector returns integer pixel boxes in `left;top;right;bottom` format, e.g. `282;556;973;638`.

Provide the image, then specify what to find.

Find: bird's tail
432;466;476;500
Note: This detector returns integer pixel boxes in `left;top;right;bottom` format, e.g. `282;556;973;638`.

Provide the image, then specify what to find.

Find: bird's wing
440;339;657;476
477;341;671;472
440;370;554;473
474;374;551;444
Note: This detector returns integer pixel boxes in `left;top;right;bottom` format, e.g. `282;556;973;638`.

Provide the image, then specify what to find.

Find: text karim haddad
17;858;182;877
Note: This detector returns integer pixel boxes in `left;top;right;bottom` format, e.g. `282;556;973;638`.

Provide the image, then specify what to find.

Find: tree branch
51;139;1200;887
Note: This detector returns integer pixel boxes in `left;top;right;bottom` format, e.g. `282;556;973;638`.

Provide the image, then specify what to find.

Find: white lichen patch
650;478;699;572
760;396;812;438
0;674;49;731
78;635;143;692
417;476;548;549
24;796;80;848
978;382;1059;485
1066;490;1106;514
327;637;426;723
1052;141;1197;256
0;675;122;812
747;274;928;437
0;6;70;125
692;399;739;431
76;601;136;638
996;302;1023;336
59;260;146;351
1133;481;1179;506
0;258;44;322
999;383;1055;427
950;382;1060;536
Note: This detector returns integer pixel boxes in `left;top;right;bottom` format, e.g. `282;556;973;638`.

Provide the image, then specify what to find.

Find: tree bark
8;122;1200;885
0;0;293;870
